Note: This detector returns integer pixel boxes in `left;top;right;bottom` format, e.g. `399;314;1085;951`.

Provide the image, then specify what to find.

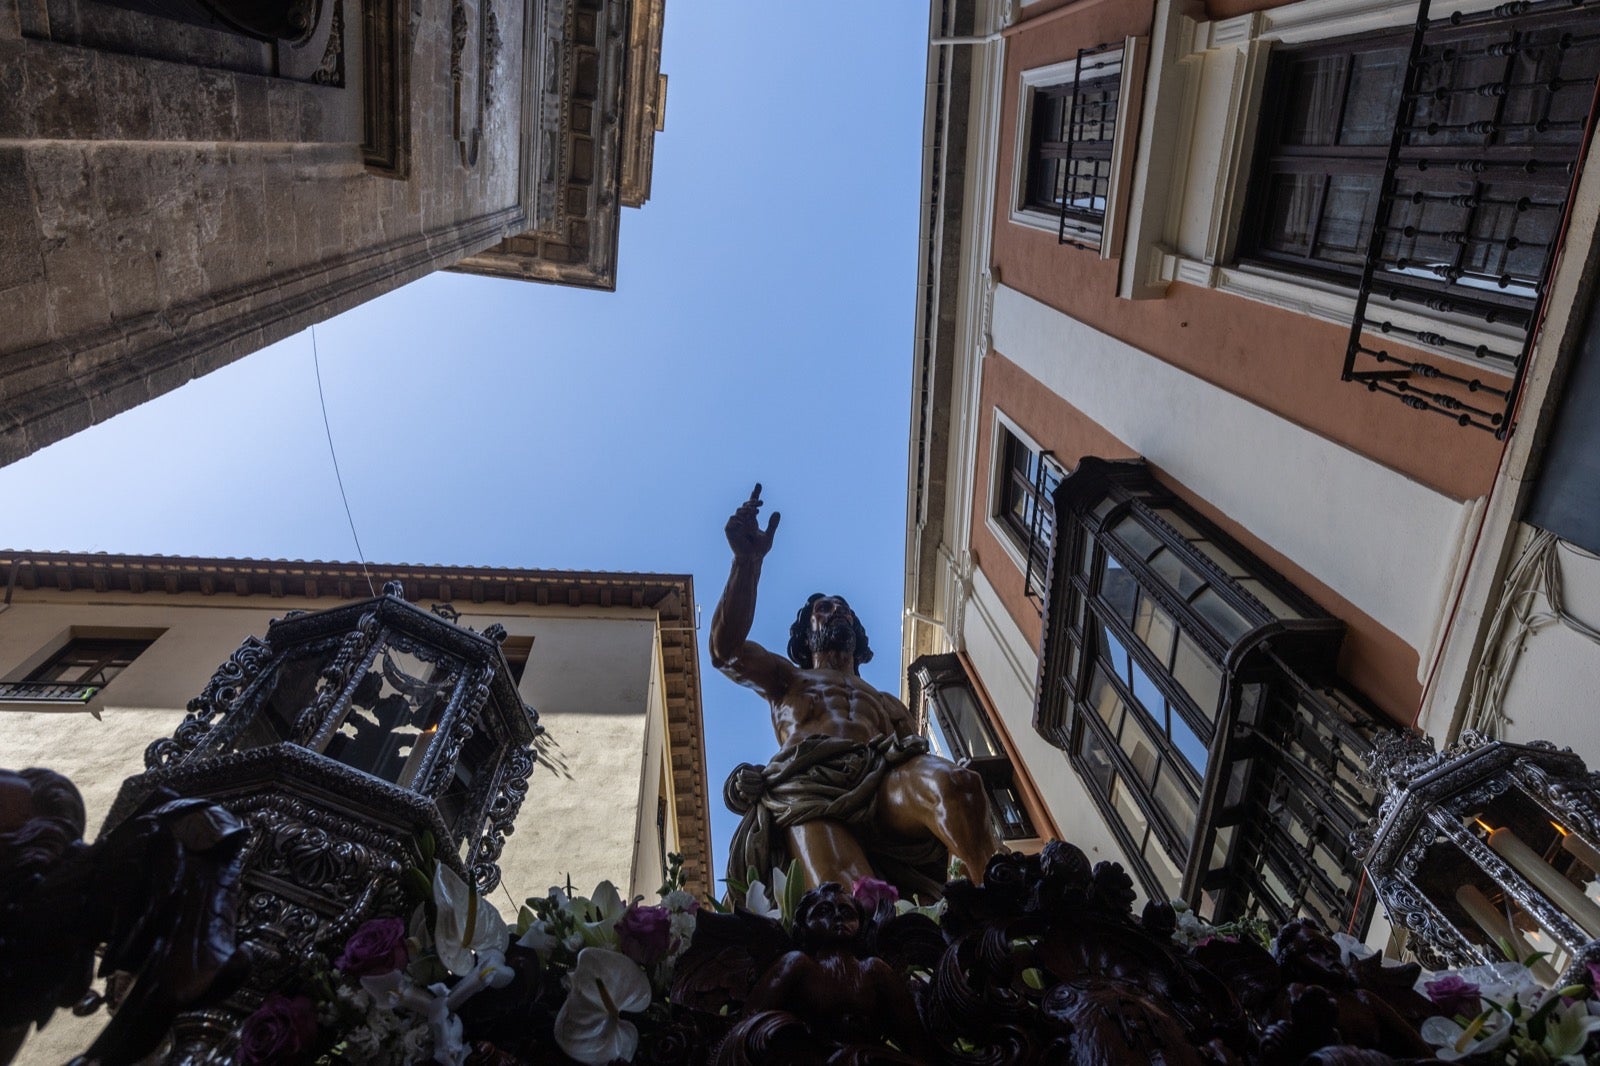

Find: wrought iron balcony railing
1343;0;1600;436
0;680;99;703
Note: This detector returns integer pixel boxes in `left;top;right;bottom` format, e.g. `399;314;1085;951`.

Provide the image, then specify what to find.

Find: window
993;421;1064;601
1034;458;1380;927
1013;41;1145;251
1025;69;1119;236
1241;14;1600;322
911;654;1038;843
0;636;156;703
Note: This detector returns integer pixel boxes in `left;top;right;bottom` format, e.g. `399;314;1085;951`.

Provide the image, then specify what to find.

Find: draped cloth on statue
722;734;949;904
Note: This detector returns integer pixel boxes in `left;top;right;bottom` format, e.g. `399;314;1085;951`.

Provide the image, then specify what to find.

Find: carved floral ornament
1357;730;1600;985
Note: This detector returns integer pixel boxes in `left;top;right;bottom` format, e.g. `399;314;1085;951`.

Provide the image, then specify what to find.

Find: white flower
359;971;469;1066
661;889;698;913
744;878;782;919
516;919;559;958
892;898;947;923
400;1022;433;1063
433;864;510;978
1420;1009;1514;1060
554;947;653;1065
443;948;514;1012
1543;998;1600;1062
577;881;627;947
1331;931;1377;967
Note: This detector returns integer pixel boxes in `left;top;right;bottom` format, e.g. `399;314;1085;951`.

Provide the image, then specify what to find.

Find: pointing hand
725;483;781;560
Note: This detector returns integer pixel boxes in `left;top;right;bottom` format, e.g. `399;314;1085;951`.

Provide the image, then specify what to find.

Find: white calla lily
433;863;510;977
554;947;653;1064
577;880;627;947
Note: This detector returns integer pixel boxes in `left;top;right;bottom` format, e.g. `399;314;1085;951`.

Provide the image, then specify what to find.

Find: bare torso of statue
711;485;1000;894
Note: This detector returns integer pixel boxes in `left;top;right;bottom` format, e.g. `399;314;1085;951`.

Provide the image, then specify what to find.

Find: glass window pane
1097;620;1132;682
1314;174;1380;266
1193;588;1252;643
1089;667;1124;735
1261;174;1320;256
1126;655;1166;727
1110;774;1150;840
1077;532;1096;576
1192;539;1250;578
1208;824;1236;873
1236;577;1305;620
1112;516;1162;560
1118;711;1161;787
1153;768;1199;837
1151;507;1201;540
932;683;1004;760
1170;710;1209;774
1079;727;1116;795
1282;54;1345;146
1144;837;1185;899
1172;632;1222;720
1131;592;1177;665
1340;48;1406;145
1147;548;1207;600
1101;557;1137;624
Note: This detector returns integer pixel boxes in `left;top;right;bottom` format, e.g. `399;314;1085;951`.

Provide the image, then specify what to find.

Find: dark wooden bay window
1035;458;1383;929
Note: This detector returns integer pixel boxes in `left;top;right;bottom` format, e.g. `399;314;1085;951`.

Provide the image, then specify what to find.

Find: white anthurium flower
554;947;653;1065
744;878;781;920
433;863;510;977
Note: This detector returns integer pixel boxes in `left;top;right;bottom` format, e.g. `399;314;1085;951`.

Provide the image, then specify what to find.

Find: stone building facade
0;0;666;464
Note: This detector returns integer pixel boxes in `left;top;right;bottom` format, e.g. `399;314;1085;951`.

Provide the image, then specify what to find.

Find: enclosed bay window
1035;458;1382;928
911;653;1038;843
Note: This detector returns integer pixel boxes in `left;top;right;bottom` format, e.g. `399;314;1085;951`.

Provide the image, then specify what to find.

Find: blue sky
0;1;930;880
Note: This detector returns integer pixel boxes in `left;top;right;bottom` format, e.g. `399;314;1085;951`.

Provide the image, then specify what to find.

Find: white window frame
1118;0;1525;372
986;409;1066;589
1010;37;1148;258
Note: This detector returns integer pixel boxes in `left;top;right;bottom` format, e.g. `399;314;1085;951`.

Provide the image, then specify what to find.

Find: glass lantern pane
325;642;461;785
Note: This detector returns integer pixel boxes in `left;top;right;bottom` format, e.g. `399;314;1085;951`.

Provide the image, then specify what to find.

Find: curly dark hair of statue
786;593;873;672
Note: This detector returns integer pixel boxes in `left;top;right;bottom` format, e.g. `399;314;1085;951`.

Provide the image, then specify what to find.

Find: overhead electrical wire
310;324;377;597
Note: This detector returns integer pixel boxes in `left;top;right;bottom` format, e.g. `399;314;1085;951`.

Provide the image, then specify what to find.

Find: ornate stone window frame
1118;0;1524;371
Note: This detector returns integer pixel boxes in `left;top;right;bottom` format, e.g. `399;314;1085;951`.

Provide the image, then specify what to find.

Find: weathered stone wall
0;0;531;463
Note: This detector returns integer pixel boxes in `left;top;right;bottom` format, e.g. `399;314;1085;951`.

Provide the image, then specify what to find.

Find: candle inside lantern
1553;821;1600;877
1486;824;1600;940
1454;884;1559;985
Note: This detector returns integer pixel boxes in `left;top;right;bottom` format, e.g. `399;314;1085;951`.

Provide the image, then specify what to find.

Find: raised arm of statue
710;484;795;700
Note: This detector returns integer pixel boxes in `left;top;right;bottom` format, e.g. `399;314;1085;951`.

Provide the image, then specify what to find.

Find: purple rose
335;917;409;977
851;876;899;910
239;994;318;1066
617;903;673;965
1424;974;1483;1020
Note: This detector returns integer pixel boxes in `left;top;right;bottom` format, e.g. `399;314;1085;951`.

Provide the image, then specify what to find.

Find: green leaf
725;876;748;896
1021;967;1046;990
419;830;436;867
402;868;433;903
782;859;803;921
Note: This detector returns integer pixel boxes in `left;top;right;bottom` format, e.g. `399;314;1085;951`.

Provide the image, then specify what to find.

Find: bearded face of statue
809;597;857;660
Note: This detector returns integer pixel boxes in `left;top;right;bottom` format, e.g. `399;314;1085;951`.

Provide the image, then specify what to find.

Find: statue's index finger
749;482;763;503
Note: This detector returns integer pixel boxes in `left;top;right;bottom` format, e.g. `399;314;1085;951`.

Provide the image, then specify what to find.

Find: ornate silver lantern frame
1357;731;1600;983
104;581;539;1051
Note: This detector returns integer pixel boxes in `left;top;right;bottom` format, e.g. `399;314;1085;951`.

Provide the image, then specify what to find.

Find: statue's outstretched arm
710;484;795;700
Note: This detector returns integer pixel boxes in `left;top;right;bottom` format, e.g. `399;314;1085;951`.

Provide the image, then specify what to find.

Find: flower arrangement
236;839;704;1066
237;840;1600;1065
